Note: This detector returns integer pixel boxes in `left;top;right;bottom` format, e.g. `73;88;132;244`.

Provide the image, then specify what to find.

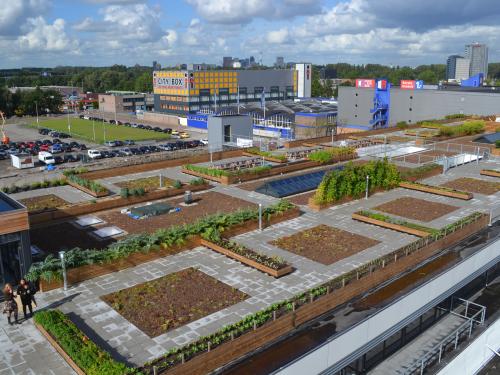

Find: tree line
0;86;63;117
0;65;153;94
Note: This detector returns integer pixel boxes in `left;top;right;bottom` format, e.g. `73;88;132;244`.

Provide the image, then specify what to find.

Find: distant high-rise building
275;57;285;69
223;57;233;69
465;43;488;78
446;55;461;81
455;58;470;81
153;61;161;70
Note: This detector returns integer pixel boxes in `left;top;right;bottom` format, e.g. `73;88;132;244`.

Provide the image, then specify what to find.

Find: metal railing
401;298;486;375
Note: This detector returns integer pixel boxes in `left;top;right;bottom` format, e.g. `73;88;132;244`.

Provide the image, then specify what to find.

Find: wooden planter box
35;323;85;375
399;181;472;200
241;151;287;163
480;169;500;178
38;208;301;291
67;180;109;198
352;213;430;237
200;239;293;278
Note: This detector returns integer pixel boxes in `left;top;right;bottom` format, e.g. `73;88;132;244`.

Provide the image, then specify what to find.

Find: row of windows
160;104;188;111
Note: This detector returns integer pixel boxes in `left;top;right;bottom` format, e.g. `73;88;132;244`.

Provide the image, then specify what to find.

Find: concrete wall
142;111;179;127
339;86;500;127
237;70;294;91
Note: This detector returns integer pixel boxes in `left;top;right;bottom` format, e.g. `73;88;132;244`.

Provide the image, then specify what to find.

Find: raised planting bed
102;268;248;337
66;179;109;198
399;181;473;200
19;194;69;212
116;175;174;192
307;147;357;164
141;212;488;375
28;183;210;226
398;163;443;182
34;310;135;375
200;239;293;278
97;191;256;235
242;148;287;163
28;200;299;291
352;211;436;237
441;177;500;196
270;225;380;265
373;197;459;222
480;169;500;178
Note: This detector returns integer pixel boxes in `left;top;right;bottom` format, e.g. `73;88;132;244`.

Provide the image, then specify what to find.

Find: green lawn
32;118;170;144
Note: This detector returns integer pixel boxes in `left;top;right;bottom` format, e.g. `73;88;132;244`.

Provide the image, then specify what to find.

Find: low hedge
399;163;442;181
62;167;89;177
308;146;356;164
245;147;287;162
356;210;439;236
1;178;67;194
26;200;295;283
34;310;138;375
184;163;272;178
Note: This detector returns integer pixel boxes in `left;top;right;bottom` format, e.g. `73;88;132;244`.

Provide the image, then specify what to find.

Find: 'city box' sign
153;75;187;89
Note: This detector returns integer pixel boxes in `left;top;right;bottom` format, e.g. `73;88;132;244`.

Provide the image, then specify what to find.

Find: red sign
356;79;375;88
400;80;416;90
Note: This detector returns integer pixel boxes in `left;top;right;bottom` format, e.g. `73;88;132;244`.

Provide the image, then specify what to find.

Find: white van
38;151;55;165
87;149;102;159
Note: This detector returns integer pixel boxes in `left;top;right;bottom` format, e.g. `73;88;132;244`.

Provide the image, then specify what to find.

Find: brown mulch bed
441;177;500;195
18;194;68;212
373;197;459;222
30;222;114;255
288;191;316;205
97;191;256;234
270;225;380;265
102;268;248;337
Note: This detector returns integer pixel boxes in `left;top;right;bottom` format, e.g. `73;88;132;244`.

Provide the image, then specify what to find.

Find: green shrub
63;167;89;177
34;310;137;375
396;121;409;129
120;188;130;198
308;147;357;164
189;177;205;186
495;140;500;149
173;180;183;189
136;187;145;196
245;147;287;162
66;174;108;194
445;114;466;119
400;163;442;181
184;164;271;178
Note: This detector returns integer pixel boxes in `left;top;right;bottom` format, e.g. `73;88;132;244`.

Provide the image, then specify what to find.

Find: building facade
0;192;31;292
339;84;500;130
455;57;471;81
153;66;312;115
98;92;148;114
465;43;488;78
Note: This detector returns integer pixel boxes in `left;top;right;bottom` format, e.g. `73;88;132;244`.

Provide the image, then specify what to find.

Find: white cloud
84;0;145;4
267;28;291;44
187;0;321;24
18;17;78;52
0;0;51;36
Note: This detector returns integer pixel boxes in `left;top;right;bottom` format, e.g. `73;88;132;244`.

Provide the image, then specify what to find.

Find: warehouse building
187;99;337;139
338;78;500;130
98;91;153;114
153;64;312;116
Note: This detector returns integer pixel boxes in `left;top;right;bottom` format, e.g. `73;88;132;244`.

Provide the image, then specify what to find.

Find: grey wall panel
237;70;294;91
339;87;500;127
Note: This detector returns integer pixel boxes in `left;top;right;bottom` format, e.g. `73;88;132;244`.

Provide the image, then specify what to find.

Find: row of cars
0;139;88;160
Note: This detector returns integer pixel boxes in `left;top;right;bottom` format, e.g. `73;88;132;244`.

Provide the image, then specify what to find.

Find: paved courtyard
1;155;498;373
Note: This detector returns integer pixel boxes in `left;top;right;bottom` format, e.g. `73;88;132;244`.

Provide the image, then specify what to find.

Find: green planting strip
355;210;439;236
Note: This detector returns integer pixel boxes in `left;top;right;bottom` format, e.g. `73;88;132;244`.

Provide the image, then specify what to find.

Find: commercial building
207;114;253;150
0;192;31;291
153;65;312;116
339;79;500;130
465;43;488;78
98;91;152;114
446;55;470;81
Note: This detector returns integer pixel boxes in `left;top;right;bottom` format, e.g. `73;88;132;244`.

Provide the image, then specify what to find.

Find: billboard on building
376;79;388;91
356;79;375;88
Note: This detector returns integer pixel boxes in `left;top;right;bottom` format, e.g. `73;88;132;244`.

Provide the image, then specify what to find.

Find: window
254;87;264;94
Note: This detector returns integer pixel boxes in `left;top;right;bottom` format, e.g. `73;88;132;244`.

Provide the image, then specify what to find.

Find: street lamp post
92;117;96;142
258;204;263;231
35;101;39;128
59;251;68;291
365;175;370;200
67;108;71;136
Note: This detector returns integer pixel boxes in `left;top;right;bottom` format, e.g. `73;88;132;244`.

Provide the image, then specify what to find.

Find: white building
295;63;312;98
455;57;470;81
465;43;488;78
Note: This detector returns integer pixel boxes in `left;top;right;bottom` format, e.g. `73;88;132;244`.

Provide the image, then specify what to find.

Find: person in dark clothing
2;283;20;325
17;279;35;319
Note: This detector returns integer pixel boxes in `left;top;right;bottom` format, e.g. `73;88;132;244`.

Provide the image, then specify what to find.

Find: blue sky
1;0;499;68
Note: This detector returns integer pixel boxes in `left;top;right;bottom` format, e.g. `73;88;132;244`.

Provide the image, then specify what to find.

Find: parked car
118;148;133;156
171;130;179;136
114;140;124;147
59;133;70;139
87;149;102;159
49;144;63;154
153;127;163;132
139;146;151;154
38;128;50;135
180;132;190;139
104;140;118;147
53;155;64;164
162;128;172;134
124;140;135;145
100;150;114;158
63;154;79;163
200;139;209;145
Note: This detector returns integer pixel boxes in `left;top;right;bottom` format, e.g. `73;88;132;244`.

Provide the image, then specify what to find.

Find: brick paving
2;156;498;373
